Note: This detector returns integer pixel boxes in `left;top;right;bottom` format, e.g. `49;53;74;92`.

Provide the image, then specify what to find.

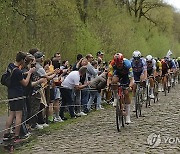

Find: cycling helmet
133;50;141;58
146;55;153;61
113;53;124;65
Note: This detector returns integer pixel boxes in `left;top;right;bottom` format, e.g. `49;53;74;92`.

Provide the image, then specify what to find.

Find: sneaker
24;132;31;138
20;134;30;141
35;124;43;129
96;107;104;110
61;117;68;121
76;112;87;116
41;123;49;127
54;116;64;122
158;87;162;92
149;94;155;99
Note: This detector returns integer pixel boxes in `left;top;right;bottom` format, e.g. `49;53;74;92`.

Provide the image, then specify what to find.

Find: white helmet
146;55;153;61
133;50;141;58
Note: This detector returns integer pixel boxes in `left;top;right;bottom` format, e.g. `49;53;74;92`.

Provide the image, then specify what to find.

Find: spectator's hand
29;67;36;74
39;78;47;84
86;81;91;86
54;68;60;74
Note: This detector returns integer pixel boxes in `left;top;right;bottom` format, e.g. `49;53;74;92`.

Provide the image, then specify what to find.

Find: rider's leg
149;77;155;98
111;76;119;107
124;90;132;123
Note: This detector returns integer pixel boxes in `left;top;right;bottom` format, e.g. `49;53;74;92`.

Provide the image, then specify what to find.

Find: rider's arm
153;59;157;77
142;59;147;80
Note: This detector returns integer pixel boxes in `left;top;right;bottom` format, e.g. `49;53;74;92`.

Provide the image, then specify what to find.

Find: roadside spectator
29;48;39;55
59;66;89;120
72;54;83;71
72;58;88;116
96;51;104;65
4;52;35;142
87;70;108;111
34;52;58;127
52;52;61;69
20;53;36;137
81;54;98;113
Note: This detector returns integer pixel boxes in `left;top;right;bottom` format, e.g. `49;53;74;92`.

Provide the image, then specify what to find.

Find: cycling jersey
147;59;156;76
156;60;162;72
131;58;147;81
131;58;147;73
108;58;133;85
168;59;176;69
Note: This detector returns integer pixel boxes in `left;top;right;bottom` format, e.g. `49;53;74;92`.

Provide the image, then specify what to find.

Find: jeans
81;89;89;112
20;98;28;136
74;89;81;113
60;88;75;118
87;91;101;110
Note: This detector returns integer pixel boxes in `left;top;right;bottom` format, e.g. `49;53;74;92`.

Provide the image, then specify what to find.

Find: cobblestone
19;85;180;154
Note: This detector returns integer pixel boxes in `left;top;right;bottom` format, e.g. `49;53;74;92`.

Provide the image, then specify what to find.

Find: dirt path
13;85;180;153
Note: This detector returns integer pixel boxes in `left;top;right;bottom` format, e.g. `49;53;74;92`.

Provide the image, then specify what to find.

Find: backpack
1;66;17;87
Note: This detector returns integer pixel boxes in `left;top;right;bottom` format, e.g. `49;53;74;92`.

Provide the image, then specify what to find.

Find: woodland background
0;0;180;97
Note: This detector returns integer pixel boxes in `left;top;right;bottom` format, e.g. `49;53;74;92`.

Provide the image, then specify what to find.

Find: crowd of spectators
3;49;109;143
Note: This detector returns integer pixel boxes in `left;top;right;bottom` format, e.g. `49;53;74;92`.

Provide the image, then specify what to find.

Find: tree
76;0;89;24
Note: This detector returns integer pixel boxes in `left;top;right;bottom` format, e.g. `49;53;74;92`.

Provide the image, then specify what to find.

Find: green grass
0;103;8;116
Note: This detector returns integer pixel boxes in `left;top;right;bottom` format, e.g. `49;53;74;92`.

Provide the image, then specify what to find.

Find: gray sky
164;0;180;10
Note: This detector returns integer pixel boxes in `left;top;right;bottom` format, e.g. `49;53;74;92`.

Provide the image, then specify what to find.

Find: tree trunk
25;0;37;45
138;0;144;21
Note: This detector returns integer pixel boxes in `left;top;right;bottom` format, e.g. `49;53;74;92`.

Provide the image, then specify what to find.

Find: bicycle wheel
116;100;122;132
139;92;143;117
154;81;158;103
167;77;171;93
120;99;125;127
178;74;180;84
135;90;140;118
146;85;150;108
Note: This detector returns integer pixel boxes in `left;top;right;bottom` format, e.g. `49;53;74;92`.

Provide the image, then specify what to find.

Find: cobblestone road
19;85;180;154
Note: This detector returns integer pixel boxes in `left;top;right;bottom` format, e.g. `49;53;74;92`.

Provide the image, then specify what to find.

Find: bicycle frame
111;83;127;132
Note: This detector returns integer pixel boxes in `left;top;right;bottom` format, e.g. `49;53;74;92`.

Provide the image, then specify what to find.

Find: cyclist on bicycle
131;50;147;107
146;55;156;99
107;53;134;124
161;56;176;90
155;57;162;91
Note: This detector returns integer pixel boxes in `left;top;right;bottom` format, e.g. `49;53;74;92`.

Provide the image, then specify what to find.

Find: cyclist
131;50;147;107
161;56;176;90
146;55;156;98
177;57;180;68
107;53;134;124
161;57;170;91
155;57;162;91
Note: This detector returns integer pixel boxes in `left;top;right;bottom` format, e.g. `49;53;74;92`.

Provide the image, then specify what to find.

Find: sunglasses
147;61;152;63
134;57;140;60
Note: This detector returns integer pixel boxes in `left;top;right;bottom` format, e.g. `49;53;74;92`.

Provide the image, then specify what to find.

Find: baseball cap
34;51;45;59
